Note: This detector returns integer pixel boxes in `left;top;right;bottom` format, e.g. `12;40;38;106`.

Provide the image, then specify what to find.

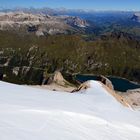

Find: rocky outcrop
72;81;90;93
12;67;20;76
43;71;72;87
64;16;88;28
99;75;114;90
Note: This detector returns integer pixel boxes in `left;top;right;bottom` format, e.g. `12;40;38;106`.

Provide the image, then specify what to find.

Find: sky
0;0;140;11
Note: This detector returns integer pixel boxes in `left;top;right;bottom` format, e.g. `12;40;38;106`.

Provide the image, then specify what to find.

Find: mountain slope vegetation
0;30;140;84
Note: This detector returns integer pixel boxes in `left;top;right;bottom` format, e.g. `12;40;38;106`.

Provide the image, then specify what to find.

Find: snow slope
0;80;140;140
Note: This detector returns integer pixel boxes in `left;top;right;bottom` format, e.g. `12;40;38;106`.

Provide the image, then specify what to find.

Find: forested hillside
0;30;139;84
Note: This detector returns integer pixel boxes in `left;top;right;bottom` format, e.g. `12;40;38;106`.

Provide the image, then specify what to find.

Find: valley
0;10;139;86
0;2;140;140
0;31;140;85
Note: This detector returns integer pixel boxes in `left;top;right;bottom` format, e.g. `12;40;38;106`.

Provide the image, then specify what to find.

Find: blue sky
0;0;140;11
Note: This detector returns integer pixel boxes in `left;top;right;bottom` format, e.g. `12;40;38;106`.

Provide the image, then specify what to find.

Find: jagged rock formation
71;81;90;92
63;16;89;27
0;12;89;35
131;13;140;22
99;75;114;90
43;71;72;86
40;71;76;92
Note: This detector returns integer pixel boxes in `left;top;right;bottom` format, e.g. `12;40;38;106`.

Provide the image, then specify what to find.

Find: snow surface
0;80;140;140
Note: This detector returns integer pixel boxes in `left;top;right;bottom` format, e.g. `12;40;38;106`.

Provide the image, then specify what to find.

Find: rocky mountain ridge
0;12;89;35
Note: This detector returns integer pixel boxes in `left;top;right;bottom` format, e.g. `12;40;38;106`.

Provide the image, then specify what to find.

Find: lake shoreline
74;73;140;85
75;74;140;92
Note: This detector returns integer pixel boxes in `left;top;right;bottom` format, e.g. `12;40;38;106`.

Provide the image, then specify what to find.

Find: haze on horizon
0;0;140;11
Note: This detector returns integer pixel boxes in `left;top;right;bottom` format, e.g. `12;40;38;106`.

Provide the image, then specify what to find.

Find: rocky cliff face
63;16;89;27
131;13;140;22
99;75;114;90
44;71;72;87
0;12;89;35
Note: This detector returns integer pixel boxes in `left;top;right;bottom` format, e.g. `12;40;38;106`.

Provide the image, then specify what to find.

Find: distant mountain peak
131;13;140;22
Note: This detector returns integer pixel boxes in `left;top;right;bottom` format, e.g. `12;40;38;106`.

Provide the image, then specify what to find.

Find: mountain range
0;12;89;36
0;8;140;85
0;7;140;140
0;9;140;36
